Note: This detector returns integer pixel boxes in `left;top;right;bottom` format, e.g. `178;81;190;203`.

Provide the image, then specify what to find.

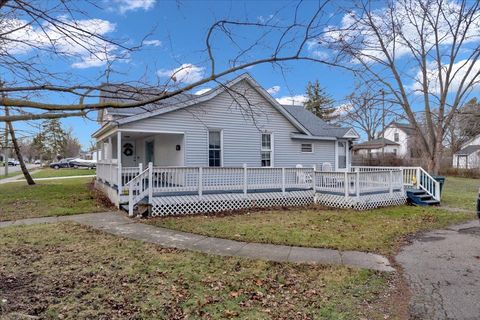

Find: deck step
406;189;439;206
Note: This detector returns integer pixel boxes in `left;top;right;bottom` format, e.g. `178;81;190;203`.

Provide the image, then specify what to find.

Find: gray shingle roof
100;84;196;116
282;105;351;138
353;137;399;149
455;145;480;155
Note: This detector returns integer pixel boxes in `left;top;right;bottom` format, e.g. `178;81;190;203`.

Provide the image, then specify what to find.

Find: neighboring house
93;73;360;172
354;122;420;159
352;137;400;157
452;134;480;169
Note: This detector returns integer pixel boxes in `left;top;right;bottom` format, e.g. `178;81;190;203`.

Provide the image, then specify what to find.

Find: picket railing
315;170;403;197
352;166;440;201
105;163;440;216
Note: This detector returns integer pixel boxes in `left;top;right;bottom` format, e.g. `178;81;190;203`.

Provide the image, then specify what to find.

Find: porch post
355;171;360;198
108;136;113;184
148;162;153;204
243;163;248;195
389;170;393;196
344;172;349;198
312;164;317;191
198;167;203;197
281;168;286;195
117;131;122;196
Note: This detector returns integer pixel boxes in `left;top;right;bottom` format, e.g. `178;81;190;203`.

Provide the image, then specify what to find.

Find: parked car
49;158;74;169
5;159;19;166
69;158;96;169
34;159;42;165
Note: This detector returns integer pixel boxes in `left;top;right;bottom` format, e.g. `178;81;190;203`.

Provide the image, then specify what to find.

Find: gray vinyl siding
121;80;336;167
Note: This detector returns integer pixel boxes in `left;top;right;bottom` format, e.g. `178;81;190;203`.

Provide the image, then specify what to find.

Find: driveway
396;220;480;320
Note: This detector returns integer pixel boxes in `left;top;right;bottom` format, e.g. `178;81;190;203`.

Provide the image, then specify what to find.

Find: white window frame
207;129;223;167
301;143;313;153
394;132;399;142
335;140;348;171
261;132;274;167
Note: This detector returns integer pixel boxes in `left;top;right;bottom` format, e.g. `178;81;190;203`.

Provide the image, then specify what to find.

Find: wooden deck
95;164;440;216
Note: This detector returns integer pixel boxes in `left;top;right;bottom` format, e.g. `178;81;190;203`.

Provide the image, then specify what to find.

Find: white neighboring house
352;138;400;157
452;134;480;169
353;122;419;158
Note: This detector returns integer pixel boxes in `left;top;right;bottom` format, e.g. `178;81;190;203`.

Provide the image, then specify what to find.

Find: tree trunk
5;112;35;185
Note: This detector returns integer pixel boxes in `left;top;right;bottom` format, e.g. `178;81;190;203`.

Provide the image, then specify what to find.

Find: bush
439;167;480;179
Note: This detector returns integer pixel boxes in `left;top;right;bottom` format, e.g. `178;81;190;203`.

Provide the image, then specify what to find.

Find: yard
0;177;111;221
148;175;478;256
0;223;400;319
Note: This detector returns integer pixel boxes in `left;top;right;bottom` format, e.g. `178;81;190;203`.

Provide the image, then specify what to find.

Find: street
0;163;39;177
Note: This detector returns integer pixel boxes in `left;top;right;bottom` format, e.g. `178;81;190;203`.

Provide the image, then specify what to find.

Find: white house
453;134;480;169
92;74;439;216
353;122;419;158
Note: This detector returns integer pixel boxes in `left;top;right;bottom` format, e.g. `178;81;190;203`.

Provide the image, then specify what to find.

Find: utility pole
381;89;385;158
2;79;8;177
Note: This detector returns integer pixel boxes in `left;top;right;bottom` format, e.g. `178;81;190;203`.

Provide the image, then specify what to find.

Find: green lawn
31;168;96;179
0;178;111;221
441;176;479;211
0;170;24;180
148;206;473;255
0;223;398;319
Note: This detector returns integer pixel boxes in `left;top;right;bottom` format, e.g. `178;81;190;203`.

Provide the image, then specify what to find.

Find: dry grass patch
0;223;399;319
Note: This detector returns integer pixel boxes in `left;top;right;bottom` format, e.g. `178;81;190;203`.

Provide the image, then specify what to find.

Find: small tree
34;120;68;160
304;80;336;121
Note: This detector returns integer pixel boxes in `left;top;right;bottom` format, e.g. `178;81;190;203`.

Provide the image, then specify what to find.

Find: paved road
0;212;395;272
396;220;480;320
0;163;39;176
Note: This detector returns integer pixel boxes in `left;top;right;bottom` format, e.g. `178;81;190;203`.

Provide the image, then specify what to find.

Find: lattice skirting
150;191;315;216
314;191;407;210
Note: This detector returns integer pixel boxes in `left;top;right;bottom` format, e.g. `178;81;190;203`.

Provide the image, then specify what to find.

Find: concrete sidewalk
0;212;395;272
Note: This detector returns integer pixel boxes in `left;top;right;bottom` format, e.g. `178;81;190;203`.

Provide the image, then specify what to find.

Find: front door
146;140;154;164
122;141;136;167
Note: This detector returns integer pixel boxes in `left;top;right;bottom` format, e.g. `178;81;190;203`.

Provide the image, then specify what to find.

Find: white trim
290;133;337;141
300;143;314;153
207;129;223;167
336;140;348;171
118;128;185;135
261;131;274;167
343;128;360;139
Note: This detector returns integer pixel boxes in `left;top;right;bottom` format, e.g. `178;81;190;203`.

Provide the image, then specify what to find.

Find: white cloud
266;85;280;95
324;0;480;64
143;39;161;47
112;0;156;14
275;95;307;106
257;14;274;24
411;59;480;95
0;18;119;69
157;63;205;84
195;88;211;95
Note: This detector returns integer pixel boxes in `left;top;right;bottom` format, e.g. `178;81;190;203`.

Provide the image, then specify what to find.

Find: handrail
125;167;150;216
417;167;441;201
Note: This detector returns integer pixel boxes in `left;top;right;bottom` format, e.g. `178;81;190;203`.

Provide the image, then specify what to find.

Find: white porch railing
351;166;441;201
124;165;315;216
315;170;404;197
96;162;140;189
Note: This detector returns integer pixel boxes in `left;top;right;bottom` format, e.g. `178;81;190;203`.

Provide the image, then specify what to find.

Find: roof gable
113;73;311;135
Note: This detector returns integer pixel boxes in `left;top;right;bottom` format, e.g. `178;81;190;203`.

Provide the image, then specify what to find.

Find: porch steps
406;188;440;206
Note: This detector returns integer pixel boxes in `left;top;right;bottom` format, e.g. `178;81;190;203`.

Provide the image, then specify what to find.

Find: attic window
301;143;313;153
394;132;399;142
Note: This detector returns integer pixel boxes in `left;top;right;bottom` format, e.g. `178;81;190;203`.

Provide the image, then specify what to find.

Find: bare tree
0;0;345;123
339;87;397;141
323;0;480;173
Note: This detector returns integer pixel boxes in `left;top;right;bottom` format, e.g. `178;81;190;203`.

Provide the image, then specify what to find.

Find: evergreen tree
304;80;336;121
33;119;68;160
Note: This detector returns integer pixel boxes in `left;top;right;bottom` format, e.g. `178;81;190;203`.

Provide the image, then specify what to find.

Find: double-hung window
261;133;272;167
208;130;222;167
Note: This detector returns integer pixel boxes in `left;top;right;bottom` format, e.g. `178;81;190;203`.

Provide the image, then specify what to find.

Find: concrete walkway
396;220;480;319
0;212;395;272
